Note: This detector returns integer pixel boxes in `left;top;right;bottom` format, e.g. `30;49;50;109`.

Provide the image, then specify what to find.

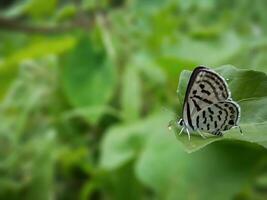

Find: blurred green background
1;0;267;200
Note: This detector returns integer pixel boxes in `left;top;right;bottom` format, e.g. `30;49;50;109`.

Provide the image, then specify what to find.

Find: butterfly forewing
183;66;231;131
191;101;240;135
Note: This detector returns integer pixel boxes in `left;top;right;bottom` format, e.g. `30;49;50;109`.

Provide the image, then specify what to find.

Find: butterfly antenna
186;128;191;141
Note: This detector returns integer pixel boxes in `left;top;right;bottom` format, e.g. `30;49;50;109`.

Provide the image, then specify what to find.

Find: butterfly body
178;66;241;138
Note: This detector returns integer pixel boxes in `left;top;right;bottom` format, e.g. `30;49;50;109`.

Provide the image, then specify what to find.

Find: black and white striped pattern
179;66;240;137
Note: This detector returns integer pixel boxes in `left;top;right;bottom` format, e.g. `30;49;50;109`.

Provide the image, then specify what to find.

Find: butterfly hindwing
191;101;240;135
183;66;231;131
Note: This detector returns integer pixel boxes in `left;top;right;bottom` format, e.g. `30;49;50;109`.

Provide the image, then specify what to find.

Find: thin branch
0;16;92;34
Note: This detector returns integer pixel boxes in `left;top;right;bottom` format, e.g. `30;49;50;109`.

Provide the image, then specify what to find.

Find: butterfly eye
179;119;184;126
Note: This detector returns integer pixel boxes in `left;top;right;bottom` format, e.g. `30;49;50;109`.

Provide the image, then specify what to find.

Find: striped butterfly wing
191;101;240;135
182;66;230;131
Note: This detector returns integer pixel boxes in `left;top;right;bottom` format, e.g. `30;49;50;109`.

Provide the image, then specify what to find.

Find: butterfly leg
197;130;206;139
186;128;191;140
179;127;185;135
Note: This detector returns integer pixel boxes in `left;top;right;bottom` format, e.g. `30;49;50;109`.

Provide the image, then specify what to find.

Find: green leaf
99;112;172;170
2;1;29;17
26;0;57;18
100;111;266;200
162;32;241;66
135;129;266;200
102;163;143;200
3;0;57;18
54;3;77;22
172;65;267;153
61;35;116;124
62;105;118;125
0;36;76;71
134;53;166;85
0;35;73;100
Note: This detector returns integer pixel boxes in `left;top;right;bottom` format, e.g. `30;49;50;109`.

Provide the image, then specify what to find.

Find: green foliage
61;34;116;124
0;59;58;199
1;0;267;200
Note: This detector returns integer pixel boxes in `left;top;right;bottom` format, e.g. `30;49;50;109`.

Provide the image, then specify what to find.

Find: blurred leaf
0;36;76;71
80;181;97;200
100;110;266;200
62;105;119;125
54;3;77;22
100;112;172;170
132;0;168;10
82;0;98;10
103;162;143;200
0;59;59;199
3;0;58;18
135;129;266;200
179;0;216;11
172;65;267;152
82;0;108;9
0;57;59;137
0;70;17;100
62;35;116;124
162;32;241;66
134;53;166;85
25;130;57;200
26;0;57;18
1;1;29;17
121;65;141;122
0;36;69;98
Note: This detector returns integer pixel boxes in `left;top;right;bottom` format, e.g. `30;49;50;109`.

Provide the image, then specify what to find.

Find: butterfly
174;66;242;140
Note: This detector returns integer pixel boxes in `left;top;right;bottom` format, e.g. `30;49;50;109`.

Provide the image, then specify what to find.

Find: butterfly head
178;119;184;126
